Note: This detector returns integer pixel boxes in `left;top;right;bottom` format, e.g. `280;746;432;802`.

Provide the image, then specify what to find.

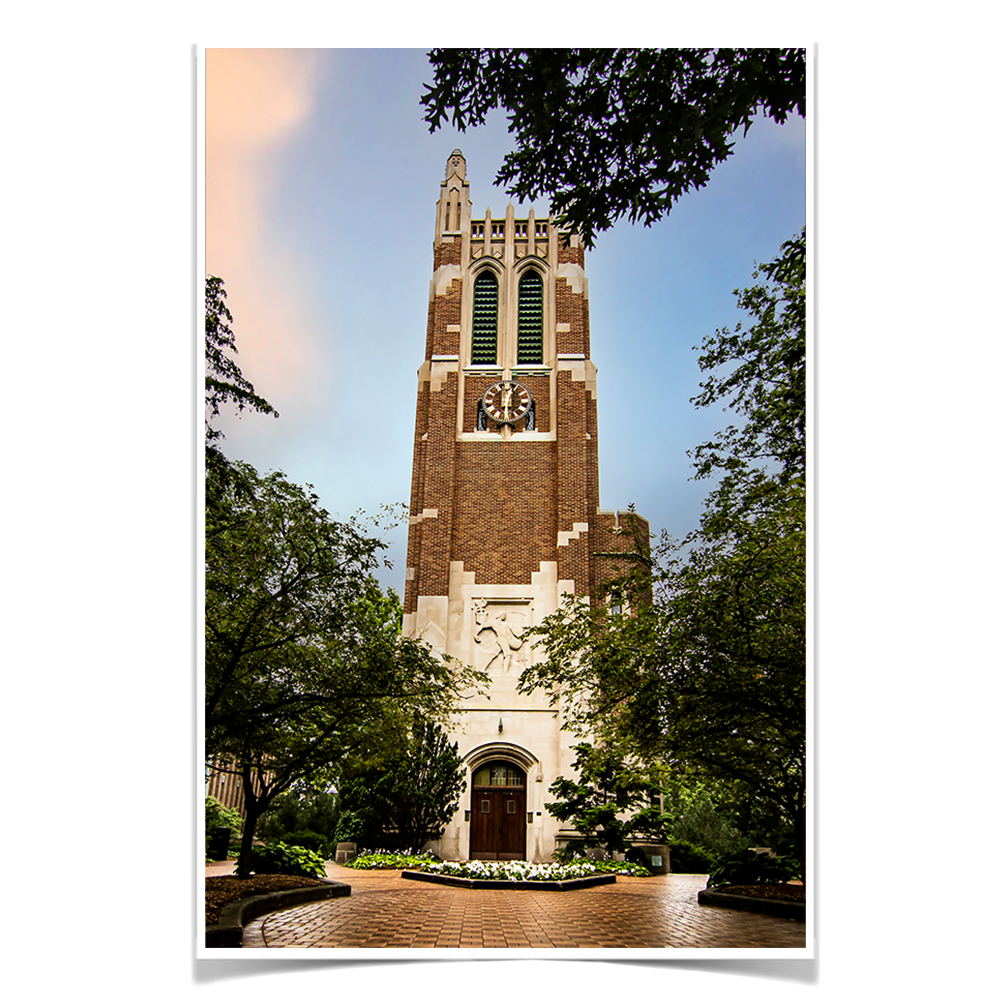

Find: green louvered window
471;271;499;364
517;270;544;364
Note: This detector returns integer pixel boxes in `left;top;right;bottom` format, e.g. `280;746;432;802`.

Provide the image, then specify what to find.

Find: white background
2;5;996;997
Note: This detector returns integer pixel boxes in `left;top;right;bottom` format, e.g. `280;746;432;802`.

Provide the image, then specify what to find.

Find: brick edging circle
697;887;805;922
205;878;351;948
400;869;616;891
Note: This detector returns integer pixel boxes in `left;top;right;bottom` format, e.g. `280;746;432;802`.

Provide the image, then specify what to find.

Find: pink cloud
206;49;323;412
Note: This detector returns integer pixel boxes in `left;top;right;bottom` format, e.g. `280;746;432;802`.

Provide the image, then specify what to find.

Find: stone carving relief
473;599;530;674
413;618;447;657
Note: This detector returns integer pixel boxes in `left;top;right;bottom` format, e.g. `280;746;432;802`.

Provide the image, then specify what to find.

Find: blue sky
207;48;806;596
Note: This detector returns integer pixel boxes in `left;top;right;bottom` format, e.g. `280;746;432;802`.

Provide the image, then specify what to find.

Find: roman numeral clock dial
482;380;531;425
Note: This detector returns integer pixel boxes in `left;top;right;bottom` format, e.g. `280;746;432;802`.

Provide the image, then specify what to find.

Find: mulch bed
206;874;328;925
715;883;805;902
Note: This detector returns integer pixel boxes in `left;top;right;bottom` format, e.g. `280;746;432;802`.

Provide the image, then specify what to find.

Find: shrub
333;809;367;846
551;842;590;863
335;719;465;853
578;859;651;878
707;849;801;888
250;842;328;879
668;840;718;874
279;830;330;857
545;744;671;858
258;791;339;850
205;795;243;858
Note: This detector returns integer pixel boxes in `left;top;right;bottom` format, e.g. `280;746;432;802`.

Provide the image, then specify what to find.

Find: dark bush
668;839;718;874
278;830;329;857
707;849;801;887
205;795;243;860
258;791;340;851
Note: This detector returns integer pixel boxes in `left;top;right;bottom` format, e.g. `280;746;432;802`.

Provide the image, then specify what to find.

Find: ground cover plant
344;849;437;870
250;842;328;879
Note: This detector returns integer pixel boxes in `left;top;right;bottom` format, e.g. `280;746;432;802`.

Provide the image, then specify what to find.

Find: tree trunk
236;809;260;879
236;759;264;879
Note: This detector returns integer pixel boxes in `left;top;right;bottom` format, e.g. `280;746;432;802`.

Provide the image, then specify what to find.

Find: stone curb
205;878;351;948
400;869;616;891
697;887;806;922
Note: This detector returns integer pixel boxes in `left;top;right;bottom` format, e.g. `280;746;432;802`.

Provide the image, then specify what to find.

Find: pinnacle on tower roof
446;149;466;181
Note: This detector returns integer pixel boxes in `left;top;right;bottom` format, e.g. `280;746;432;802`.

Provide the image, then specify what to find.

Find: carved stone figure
473;601;527;674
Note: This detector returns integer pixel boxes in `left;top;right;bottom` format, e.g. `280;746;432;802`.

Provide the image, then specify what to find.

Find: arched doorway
469;761;527;861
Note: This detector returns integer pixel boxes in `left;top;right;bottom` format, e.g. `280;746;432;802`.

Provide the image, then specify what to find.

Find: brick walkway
238;864;806;950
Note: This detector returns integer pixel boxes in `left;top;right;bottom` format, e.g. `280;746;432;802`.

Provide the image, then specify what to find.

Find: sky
205;48;806;596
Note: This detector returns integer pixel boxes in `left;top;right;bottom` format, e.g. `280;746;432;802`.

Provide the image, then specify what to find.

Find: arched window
471;270;498;364
472;762;525;786
517;270;543;364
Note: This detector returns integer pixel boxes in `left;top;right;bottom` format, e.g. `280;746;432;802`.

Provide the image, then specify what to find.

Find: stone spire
436;149;471;243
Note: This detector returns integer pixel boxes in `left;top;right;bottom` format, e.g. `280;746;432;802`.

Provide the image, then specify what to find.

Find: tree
690;228;805;485
544;743;670;860
258;790;339;856
655;773;750;858
205;275;277;448
335;715;465;853
520;231;807;862
203;279;484;875
422;48;805;248
205;275;279;519
206;459;483;877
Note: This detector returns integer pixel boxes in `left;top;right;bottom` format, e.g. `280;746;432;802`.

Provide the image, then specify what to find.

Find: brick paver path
241;865;806;949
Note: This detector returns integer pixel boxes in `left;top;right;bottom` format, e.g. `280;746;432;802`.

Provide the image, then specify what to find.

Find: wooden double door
470;785;527;861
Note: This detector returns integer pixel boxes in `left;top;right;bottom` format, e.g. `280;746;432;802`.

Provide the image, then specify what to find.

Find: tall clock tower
403;150;648;862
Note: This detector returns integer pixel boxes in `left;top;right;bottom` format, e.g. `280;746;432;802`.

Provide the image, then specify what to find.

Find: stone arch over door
465;743;539;861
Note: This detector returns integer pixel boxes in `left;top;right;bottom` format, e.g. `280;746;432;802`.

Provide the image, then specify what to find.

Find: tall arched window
517;269;544;364
471;271;499;364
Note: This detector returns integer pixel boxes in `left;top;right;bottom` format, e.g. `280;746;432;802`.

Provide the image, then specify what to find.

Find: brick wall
555;278;590;355
451;440;558;585
555;370;592;590
591;510;652;596
427;281;462;356
434;239;462;269
557;242;585;268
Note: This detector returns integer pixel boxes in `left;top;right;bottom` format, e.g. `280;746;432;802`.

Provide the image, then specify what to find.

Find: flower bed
344;850;437;870
344;851;650;880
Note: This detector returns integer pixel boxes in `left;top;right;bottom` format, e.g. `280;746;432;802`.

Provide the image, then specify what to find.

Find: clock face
482;380;532;424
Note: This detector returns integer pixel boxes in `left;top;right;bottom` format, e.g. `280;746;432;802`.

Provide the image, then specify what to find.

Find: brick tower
403;150;648;862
